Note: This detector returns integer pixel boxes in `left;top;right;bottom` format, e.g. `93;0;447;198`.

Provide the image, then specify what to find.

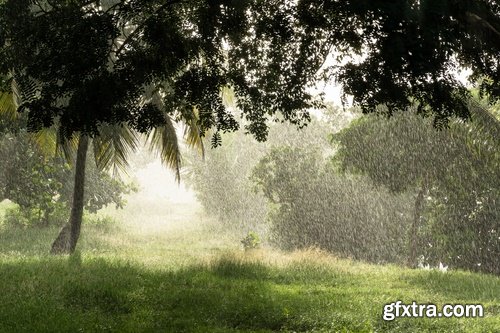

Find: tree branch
114;0;184;57
466;11;500;40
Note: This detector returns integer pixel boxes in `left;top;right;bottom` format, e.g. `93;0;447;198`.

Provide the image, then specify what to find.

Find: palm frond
143;85;207;181
0;76;20;120
148;115;182;182
0;92;17;120
55;130;79;164
32;127;58;157
92;124;140;175
10;77;21;110
183;106;205;159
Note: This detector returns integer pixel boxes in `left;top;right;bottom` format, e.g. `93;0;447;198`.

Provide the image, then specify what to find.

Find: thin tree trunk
50;135;89;254
408;180;427;268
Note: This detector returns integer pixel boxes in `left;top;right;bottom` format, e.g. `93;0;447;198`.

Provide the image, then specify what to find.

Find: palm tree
54;91;203;254
0;79;204;254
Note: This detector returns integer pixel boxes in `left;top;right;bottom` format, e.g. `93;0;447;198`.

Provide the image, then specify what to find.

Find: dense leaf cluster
298;0;500;123
1;0;498;141
0;0;316;142
251;146;412;264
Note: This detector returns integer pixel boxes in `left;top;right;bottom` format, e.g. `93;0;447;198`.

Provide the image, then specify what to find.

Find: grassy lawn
0;197;499;332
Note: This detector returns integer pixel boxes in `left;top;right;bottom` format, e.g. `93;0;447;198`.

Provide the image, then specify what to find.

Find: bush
252;146;412;264
333;106;500;273
3;207;30;228
0;131;135;228
183;108;337;234
241;231;261;251
3;202;68;228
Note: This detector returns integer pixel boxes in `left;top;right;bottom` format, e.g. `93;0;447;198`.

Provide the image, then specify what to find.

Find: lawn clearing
0;196;498;332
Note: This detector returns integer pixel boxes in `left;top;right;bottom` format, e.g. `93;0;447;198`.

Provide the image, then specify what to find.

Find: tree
0;77;200;254
334;104;500;272
293;0;500;123
0;0;299;254
423;101;500;273
47;105;204;253
0;0;313;141
333;109;452;266
0;86;135;229
1;1;498;142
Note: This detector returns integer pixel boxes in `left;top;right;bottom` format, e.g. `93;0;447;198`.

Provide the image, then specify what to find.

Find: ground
0;165;498;332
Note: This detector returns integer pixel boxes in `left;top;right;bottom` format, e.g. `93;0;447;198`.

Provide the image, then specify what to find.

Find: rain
0;1;499;332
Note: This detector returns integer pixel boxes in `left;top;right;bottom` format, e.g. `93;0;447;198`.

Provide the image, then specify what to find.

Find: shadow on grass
0;255;499;332
0;255;345;333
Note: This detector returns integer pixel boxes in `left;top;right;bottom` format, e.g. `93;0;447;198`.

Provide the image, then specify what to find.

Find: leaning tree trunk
50;135;89;254
408;179;428;268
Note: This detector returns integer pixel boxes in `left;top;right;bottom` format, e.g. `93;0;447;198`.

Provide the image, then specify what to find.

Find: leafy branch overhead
1;0;498;142
0;0;309;143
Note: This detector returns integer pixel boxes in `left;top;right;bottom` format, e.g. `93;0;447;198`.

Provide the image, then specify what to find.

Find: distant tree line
188;102;500;275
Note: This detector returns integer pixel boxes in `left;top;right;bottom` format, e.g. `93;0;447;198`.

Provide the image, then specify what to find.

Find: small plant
3;203;68;229
241;231;261;251
3;207;30;228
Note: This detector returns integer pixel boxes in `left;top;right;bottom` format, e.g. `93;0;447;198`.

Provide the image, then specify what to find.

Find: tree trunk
50;135;89;254
408;180;427;268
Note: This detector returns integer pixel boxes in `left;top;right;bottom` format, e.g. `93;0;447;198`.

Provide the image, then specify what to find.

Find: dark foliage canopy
304;0;500;124
0;0;498;139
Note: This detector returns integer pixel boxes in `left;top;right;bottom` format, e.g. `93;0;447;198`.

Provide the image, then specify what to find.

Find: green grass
0;197;499;332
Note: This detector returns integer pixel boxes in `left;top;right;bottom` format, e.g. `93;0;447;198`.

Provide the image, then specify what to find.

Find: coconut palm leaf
145;85;205;181
92;123;140;175
0;75;20;121
56;131;80;164
31;127;58;157
148;115;182;182
0;92;17;120
183;106;205;159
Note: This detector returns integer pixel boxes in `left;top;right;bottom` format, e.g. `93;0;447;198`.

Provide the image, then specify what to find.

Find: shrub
241;231;261;251
3;202;68;228
0;131;135;227
252;146;412;264
3;207;30;228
